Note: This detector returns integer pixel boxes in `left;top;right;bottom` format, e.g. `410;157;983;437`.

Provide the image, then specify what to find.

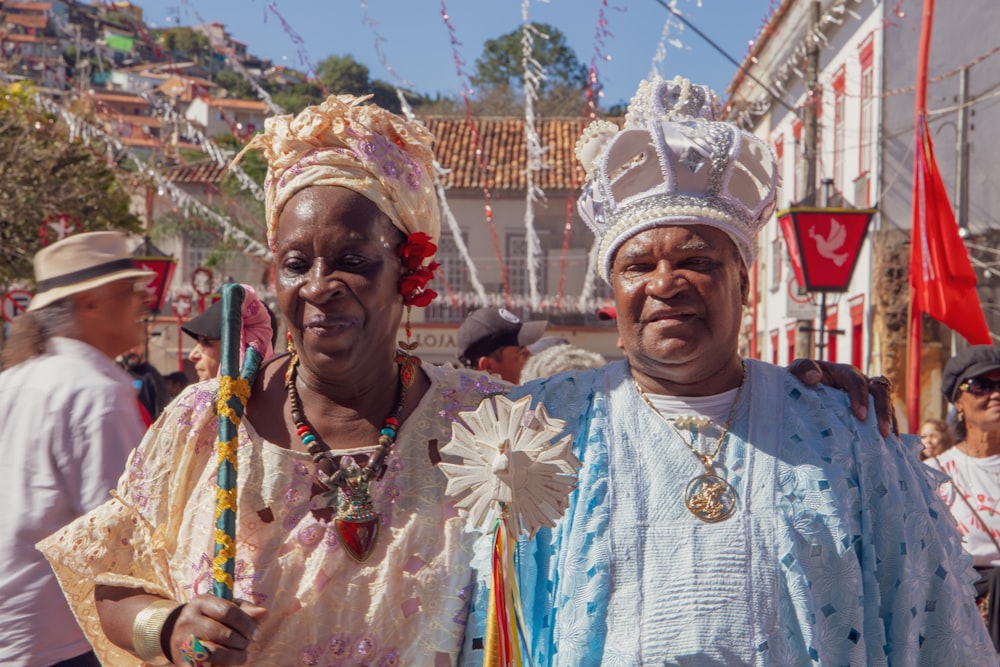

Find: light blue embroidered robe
460;359;992;666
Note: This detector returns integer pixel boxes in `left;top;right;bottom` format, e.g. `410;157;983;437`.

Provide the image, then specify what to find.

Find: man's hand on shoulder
788;359;897;437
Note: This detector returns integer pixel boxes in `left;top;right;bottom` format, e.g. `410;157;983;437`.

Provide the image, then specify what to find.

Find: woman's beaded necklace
285;355;406;562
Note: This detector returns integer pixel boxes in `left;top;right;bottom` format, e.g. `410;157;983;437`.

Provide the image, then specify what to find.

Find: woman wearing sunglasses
927;344;1000;654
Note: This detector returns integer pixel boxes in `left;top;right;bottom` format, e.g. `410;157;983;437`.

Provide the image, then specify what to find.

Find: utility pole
795;0;822;360
955;65;970;230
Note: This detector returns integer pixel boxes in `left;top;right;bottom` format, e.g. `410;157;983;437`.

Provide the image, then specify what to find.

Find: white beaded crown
576;75;779;281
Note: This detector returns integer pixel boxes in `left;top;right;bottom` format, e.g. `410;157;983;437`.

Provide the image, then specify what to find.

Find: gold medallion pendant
635;361;746;524
684;473;737;522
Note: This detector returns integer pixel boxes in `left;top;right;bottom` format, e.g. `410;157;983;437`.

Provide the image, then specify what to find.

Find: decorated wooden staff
439;395;581;666
212;283;264;600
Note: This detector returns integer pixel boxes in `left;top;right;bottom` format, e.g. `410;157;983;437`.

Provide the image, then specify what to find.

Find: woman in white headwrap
38;95;502;666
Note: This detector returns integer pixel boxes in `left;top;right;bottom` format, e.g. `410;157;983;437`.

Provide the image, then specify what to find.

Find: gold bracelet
131;599;180;665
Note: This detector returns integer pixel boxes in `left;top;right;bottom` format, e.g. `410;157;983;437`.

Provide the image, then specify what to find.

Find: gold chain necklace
634;361;747;523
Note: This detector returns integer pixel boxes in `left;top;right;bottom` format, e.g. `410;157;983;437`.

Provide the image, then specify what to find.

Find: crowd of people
0;73;997;666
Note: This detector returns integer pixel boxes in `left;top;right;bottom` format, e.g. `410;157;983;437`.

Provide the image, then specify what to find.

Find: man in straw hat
0;231;154;667
462;76;991;664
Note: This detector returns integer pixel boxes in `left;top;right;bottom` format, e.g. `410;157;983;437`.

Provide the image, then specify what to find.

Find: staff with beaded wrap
212;283;264;600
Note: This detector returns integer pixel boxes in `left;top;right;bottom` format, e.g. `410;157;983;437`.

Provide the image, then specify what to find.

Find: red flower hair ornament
398;232;439;307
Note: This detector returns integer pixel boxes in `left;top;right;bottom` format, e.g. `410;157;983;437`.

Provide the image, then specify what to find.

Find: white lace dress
39;365;506;666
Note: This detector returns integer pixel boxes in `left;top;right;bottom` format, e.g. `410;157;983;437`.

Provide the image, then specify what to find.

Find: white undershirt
642;387;740;425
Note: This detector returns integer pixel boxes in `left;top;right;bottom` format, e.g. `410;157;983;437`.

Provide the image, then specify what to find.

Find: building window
792;120;803;204
504;232;550;318
786;323;797;366
424;231;469;323
824;305;839;363
773;135;789;209
832;68;846;198
506;233;528;309
849;294;865;370
186;235;213;276
859;33;875;191
770;237;783;292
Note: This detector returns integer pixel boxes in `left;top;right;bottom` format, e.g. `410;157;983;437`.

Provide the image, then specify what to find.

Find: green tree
214;70;257;100
316;54;371;95
473;23;587;93
0;83;142;286
272;82;326;115
315;55;401;113
155;28;212;65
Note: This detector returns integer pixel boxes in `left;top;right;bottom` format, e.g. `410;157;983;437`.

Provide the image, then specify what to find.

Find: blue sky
131;0;775;108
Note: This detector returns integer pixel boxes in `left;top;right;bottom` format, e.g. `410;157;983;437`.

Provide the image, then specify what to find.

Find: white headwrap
234;94;441;250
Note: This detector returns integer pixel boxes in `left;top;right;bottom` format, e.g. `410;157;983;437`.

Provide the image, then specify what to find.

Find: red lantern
133;237;177;315
777;207;876;292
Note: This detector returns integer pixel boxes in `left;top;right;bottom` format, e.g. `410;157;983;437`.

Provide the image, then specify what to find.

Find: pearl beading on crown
575;75;779;282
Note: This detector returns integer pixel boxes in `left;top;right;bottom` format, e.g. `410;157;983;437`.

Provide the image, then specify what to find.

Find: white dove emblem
808;218;848;266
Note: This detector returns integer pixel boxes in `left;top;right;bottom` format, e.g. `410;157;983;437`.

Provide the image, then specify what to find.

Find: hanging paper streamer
520;3;547;310
440;1;511;304
212;284;264;599
439;395;581;667
726;0;864;126
359;1;416;91
180;0;285;115
27;93;272;260
139;92;266;201
265;1;332;98
357;0;489;303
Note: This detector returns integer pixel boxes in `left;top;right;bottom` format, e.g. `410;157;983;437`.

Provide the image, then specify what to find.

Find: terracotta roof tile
5;14;48;29
207;97;268;111
90;91;149;105
424;117;595;192
164;161;227;185
5;3;53;10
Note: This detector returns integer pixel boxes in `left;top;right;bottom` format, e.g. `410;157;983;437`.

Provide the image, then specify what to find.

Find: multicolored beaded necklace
285;355;407;562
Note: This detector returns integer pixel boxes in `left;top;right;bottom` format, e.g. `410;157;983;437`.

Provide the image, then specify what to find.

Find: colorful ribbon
484;514;530;667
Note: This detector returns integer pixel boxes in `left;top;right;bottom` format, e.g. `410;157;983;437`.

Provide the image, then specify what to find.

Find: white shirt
926;446;1000;567
0;337;144;667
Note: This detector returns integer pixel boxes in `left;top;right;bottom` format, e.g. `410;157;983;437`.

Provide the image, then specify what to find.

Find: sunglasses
958;377;1000;397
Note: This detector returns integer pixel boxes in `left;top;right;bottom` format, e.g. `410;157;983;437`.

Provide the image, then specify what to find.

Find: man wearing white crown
461;76;992;665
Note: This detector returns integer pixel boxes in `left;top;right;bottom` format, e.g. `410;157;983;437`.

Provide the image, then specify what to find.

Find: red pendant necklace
285;355;408;562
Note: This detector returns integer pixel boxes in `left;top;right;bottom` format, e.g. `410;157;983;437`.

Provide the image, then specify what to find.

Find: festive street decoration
133;236;177;315
777;207;875;292
39;213;82;246
520;3;547;309
440;1;512;303
5;1;712;315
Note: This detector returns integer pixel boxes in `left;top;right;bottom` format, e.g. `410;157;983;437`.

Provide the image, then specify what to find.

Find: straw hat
29;231;155;311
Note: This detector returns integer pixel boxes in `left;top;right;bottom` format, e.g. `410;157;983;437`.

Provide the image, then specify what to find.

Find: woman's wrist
131;598;182;665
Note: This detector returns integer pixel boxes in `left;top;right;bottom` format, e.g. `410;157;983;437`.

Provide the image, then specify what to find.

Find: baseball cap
941;345;1000;401
181;300;222;341
457;308;546;366
182;299;280;347
597;306;617;321
528;336;569;355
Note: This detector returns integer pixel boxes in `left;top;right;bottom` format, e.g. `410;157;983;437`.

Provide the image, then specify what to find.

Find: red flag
909;116;991;345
